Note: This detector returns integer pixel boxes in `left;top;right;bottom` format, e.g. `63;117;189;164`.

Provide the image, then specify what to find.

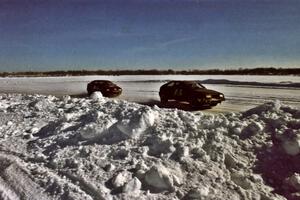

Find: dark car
87;80;122;97
159;81;225;107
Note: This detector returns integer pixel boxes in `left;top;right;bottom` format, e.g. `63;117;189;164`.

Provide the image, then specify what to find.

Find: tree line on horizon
0;67;299;77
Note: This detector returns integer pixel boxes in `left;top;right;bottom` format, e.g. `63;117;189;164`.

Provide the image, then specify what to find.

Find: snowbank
0;93;299;199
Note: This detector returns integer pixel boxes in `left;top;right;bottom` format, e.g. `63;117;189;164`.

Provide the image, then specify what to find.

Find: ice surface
0;75;299;113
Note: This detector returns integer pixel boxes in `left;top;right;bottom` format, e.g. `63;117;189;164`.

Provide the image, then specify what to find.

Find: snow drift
0;93;299;200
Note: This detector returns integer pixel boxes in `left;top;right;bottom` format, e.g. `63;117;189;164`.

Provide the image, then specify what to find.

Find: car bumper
197;97;225;106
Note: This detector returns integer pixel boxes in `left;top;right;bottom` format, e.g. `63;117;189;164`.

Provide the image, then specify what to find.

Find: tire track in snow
0;149;108;200
0;154;52;200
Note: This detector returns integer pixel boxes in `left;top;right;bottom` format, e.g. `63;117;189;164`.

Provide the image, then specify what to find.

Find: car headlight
219;94;224;97
205;94;212;98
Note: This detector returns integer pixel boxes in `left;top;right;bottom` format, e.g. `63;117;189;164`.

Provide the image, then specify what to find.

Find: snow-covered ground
0;75;300;199
0;92;300;200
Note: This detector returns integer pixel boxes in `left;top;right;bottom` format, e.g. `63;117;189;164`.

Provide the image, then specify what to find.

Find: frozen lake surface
0;75;300;199
0;75;299;112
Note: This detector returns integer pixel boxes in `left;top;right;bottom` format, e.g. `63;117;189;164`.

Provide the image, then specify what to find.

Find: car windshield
94;81;112;85
186;82;205;89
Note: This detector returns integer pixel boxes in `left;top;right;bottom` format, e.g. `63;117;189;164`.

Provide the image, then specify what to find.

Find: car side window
174;89;183;96
167;82;175;87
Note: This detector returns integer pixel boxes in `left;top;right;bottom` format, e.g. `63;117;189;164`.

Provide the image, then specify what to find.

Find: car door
162;81;175;99
173;82;184;101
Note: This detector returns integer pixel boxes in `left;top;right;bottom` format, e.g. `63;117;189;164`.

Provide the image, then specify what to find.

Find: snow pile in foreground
0;94;299;200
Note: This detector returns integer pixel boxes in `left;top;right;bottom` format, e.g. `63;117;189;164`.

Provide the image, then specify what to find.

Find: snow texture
0;93;300;199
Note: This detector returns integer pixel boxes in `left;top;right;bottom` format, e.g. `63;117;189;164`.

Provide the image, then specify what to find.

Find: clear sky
0;0;300;72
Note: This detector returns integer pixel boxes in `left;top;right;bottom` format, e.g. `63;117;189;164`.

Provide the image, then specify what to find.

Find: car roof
89;80;113;84
167;80;198;84
165;81;205;88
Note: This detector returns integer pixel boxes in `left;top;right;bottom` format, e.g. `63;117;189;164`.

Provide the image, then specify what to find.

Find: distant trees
0;67;299;77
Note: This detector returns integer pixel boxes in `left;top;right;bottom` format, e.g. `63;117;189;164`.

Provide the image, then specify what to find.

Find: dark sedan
159;81;225;108
87;80;122;97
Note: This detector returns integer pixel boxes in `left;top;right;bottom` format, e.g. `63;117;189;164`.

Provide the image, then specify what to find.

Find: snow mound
116;106;158;138
79;111;118;141
0;93;299;199
90;91;103;101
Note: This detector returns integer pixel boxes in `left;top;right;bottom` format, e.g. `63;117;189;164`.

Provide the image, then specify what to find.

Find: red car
159;81;225;107
87;80;122;97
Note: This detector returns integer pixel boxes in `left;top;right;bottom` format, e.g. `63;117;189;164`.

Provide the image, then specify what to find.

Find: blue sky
0;0;300;72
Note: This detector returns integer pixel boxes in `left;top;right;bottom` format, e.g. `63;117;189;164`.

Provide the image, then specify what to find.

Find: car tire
160;96;168;104
189;98;200;108
210;102;218;107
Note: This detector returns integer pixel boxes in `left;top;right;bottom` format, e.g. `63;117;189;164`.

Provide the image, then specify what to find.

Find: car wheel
160;96;168;104
210;102;218;107
189;98;200;108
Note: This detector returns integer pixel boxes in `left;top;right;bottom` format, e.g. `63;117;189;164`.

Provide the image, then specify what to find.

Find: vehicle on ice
159;81;225;108
87;80;122;97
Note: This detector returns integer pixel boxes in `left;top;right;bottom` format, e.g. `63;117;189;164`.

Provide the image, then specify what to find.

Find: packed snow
0;92;300;200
